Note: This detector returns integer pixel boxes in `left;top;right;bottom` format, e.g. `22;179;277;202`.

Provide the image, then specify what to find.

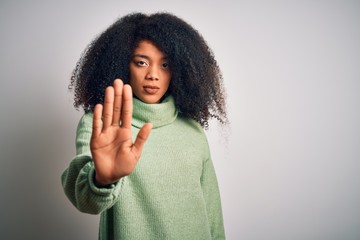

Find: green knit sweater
61;96;225;239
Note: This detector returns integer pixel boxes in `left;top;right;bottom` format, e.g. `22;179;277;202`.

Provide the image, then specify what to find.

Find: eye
136;60;148;67
161;62;169;69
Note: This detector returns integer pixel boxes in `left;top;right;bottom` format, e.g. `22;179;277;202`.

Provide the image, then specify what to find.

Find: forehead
133;40;166;58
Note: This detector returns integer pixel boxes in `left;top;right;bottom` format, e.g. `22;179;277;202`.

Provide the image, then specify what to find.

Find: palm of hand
90;80;152;186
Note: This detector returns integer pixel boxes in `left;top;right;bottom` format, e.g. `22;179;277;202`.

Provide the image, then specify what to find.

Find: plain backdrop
1;1;359;239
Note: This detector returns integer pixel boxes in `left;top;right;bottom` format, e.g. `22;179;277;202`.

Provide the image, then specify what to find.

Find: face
129;40;171;104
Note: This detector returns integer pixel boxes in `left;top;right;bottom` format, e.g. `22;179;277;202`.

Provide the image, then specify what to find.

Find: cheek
164;71;171;83
129;70;139;84
130;67;145;81
163;80;171;93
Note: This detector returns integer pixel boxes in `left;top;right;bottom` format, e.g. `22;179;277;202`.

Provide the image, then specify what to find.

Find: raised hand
90;79;152;186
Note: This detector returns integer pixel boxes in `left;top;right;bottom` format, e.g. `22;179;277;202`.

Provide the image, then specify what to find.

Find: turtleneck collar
132;95;178;129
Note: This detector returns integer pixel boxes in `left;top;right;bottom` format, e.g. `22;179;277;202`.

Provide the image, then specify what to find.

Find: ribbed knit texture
61;96;225;240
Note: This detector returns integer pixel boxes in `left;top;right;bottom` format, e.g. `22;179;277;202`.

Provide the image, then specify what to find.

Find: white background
0;1;359;239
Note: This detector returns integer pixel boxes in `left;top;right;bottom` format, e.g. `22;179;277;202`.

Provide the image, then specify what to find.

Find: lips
143;85;160;94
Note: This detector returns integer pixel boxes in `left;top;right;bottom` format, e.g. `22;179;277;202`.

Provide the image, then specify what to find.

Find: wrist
94;171;114;188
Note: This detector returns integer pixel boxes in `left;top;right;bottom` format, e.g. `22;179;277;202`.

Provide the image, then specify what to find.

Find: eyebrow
132;54;167;60
132;54;150;59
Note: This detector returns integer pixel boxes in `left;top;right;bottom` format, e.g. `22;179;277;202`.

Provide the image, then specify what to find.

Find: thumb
132;123;153;158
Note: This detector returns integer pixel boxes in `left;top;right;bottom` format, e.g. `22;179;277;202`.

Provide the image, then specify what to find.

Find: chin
139;96;161;104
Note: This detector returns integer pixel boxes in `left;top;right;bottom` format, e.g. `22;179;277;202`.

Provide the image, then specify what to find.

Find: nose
145;65;159;80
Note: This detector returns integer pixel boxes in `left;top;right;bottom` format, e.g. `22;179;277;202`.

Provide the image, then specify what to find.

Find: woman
62;12;227;239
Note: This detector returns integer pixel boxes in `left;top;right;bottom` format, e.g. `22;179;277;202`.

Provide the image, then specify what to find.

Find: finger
121;84;133;129
132;123;153;159
92;104;103;137
112;79;123;126
103;86;114;128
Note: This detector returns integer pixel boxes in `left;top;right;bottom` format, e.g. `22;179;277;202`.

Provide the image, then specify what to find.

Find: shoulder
179;117;204;134
174;116;211;160
76;112;94;134
78;112;93;126
173;114;203;130
174;115;209;144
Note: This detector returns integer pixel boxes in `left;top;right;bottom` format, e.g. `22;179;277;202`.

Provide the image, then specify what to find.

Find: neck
132;95;178;129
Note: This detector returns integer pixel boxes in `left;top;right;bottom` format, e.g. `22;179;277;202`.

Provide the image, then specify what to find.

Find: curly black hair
69;12;227;128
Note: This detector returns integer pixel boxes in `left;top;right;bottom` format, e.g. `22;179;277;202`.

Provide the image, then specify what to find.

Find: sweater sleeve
201;156;226;240
61;113;125;214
